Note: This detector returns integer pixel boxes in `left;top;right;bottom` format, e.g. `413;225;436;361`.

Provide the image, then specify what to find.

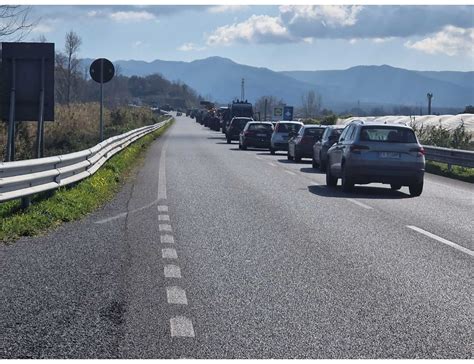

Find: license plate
380;152;400;158
257;133;266;137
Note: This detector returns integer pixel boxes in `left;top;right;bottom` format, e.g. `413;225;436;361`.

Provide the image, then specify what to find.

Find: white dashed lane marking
407;225;474;257
164;264;182;278
166;286;188;305
170;316;195;338
346;198;373;210
159;224;173;232
161;234;175;244
162;248;178;259
158;205;168;212
285;170;296;176
268;162;277;167
158;214;170;221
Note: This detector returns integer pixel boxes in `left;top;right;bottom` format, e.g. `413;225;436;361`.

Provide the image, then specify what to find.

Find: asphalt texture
1;113;473;358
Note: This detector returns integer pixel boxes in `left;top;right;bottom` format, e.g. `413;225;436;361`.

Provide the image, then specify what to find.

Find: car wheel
287;153;293;161
294;153;301;162
390;184;402;190
409;181;423;197
241;143;247;150
326;164;337;187
341;165;354;192
226;138;231;144
312;156;318;169
270;147;276;155
238;143;242;150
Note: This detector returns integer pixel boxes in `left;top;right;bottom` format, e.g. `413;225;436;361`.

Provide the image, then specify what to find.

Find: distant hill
82;57;474;111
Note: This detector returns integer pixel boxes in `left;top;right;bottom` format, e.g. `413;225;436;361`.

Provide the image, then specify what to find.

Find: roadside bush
410;119;472;150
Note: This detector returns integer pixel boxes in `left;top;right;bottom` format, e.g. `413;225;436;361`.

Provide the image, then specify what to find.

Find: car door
314;128;328;161
329;125;353;176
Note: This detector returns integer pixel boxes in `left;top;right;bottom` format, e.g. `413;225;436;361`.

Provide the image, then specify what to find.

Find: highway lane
1;113;472;358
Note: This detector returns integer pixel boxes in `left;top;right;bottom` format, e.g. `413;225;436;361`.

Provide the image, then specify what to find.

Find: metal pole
100;59;104;142
36;57;45;158
6;58;16;162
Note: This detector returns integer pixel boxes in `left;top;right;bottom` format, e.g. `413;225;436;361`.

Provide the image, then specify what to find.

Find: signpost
2;42;55;161
273;107;283;121
283;106;294;121
90;58;115;141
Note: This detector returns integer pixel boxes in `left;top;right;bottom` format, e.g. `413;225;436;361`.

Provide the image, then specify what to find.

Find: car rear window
360;126;417;143
304;128;325;138
233;119;251;128
276;123;302;133
248;124;273;131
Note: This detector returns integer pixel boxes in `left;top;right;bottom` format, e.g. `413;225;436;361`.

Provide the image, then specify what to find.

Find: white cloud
208;5;249;14
109;11;156;23
405;26;474;57
280;5;362;27
87;10;99;17
31;24;54;34
207;15;292;46
177;42;206;52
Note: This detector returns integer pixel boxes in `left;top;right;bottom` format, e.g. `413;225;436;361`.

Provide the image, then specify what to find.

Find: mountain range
83;56;474;111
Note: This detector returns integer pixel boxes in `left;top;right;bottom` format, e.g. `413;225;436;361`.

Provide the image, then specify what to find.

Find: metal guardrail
0;118;172;203
423;145;474;169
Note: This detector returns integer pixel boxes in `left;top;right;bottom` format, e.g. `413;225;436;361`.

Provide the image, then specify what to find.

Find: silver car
270;121;304;154
326;121;425;196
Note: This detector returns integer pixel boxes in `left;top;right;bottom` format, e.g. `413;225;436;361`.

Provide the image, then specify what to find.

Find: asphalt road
1;113;472;358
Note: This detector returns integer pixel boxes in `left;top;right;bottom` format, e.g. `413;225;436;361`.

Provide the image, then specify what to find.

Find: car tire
241;143;247;150
294;153;301;163
270;147;276;155
238;143;242;150
312;156;318;169
409;181;423;197
226;137;231;144
390;184;402;190
326;164;337;187
341;165;354;192
287;153;293;161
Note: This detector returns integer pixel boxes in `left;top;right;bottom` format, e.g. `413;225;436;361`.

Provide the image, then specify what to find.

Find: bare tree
254;95;285;120
64;30;82;105
0;5;34;41
301;90;322;118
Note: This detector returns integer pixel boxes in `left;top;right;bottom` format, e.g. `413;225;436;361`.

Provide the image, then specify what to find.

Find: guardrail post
21;196;31;209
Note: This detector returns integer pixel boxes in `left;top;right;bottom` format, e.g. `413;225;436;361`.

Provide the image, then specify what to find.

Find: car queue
187;108;426;197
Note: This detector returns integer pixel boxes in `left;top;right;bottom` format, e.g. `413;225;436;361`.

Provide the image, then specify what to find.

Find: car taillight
410;147;425;156
349;144;369;153
300;136;314;145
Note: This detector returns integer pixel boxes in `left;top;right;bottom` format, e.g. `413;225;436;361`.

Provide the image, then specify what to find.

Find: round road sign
90;58;115;83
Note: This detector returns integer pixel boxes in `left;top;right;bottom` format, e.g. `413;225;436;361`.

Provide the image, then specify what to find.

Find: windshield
304;128;325;138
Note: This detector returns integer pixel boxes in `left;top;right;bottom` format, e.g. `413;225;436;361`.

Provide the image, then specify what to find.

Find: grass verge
0;119;173;243
426;161;474;183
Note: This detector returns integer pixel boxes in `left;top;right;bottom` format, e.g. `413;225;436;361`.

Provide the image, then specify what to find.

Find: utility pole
241;78;245;101
427;92;433;115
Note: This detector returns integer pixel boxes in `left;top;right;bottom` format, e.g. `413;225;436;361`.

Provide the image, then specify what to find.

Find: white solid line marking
157;144;167;200
407;225;474;257
161;234;175;244
170;316;195;337
158;214;170;221
164;264;182;278
166;286;188;305
159;224;172;232
285;170;296;175
268;162;277;167
346;198;373;210
157;205;168;212
162;248;178;259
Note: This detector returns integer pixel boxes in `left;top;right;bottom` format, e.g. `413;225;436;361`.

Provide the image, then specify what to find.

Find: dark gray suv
326;121;425;196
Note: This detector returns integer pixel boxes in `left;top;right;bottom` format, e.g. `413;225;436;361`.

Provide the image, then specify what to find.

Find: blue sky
25;5;474;71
